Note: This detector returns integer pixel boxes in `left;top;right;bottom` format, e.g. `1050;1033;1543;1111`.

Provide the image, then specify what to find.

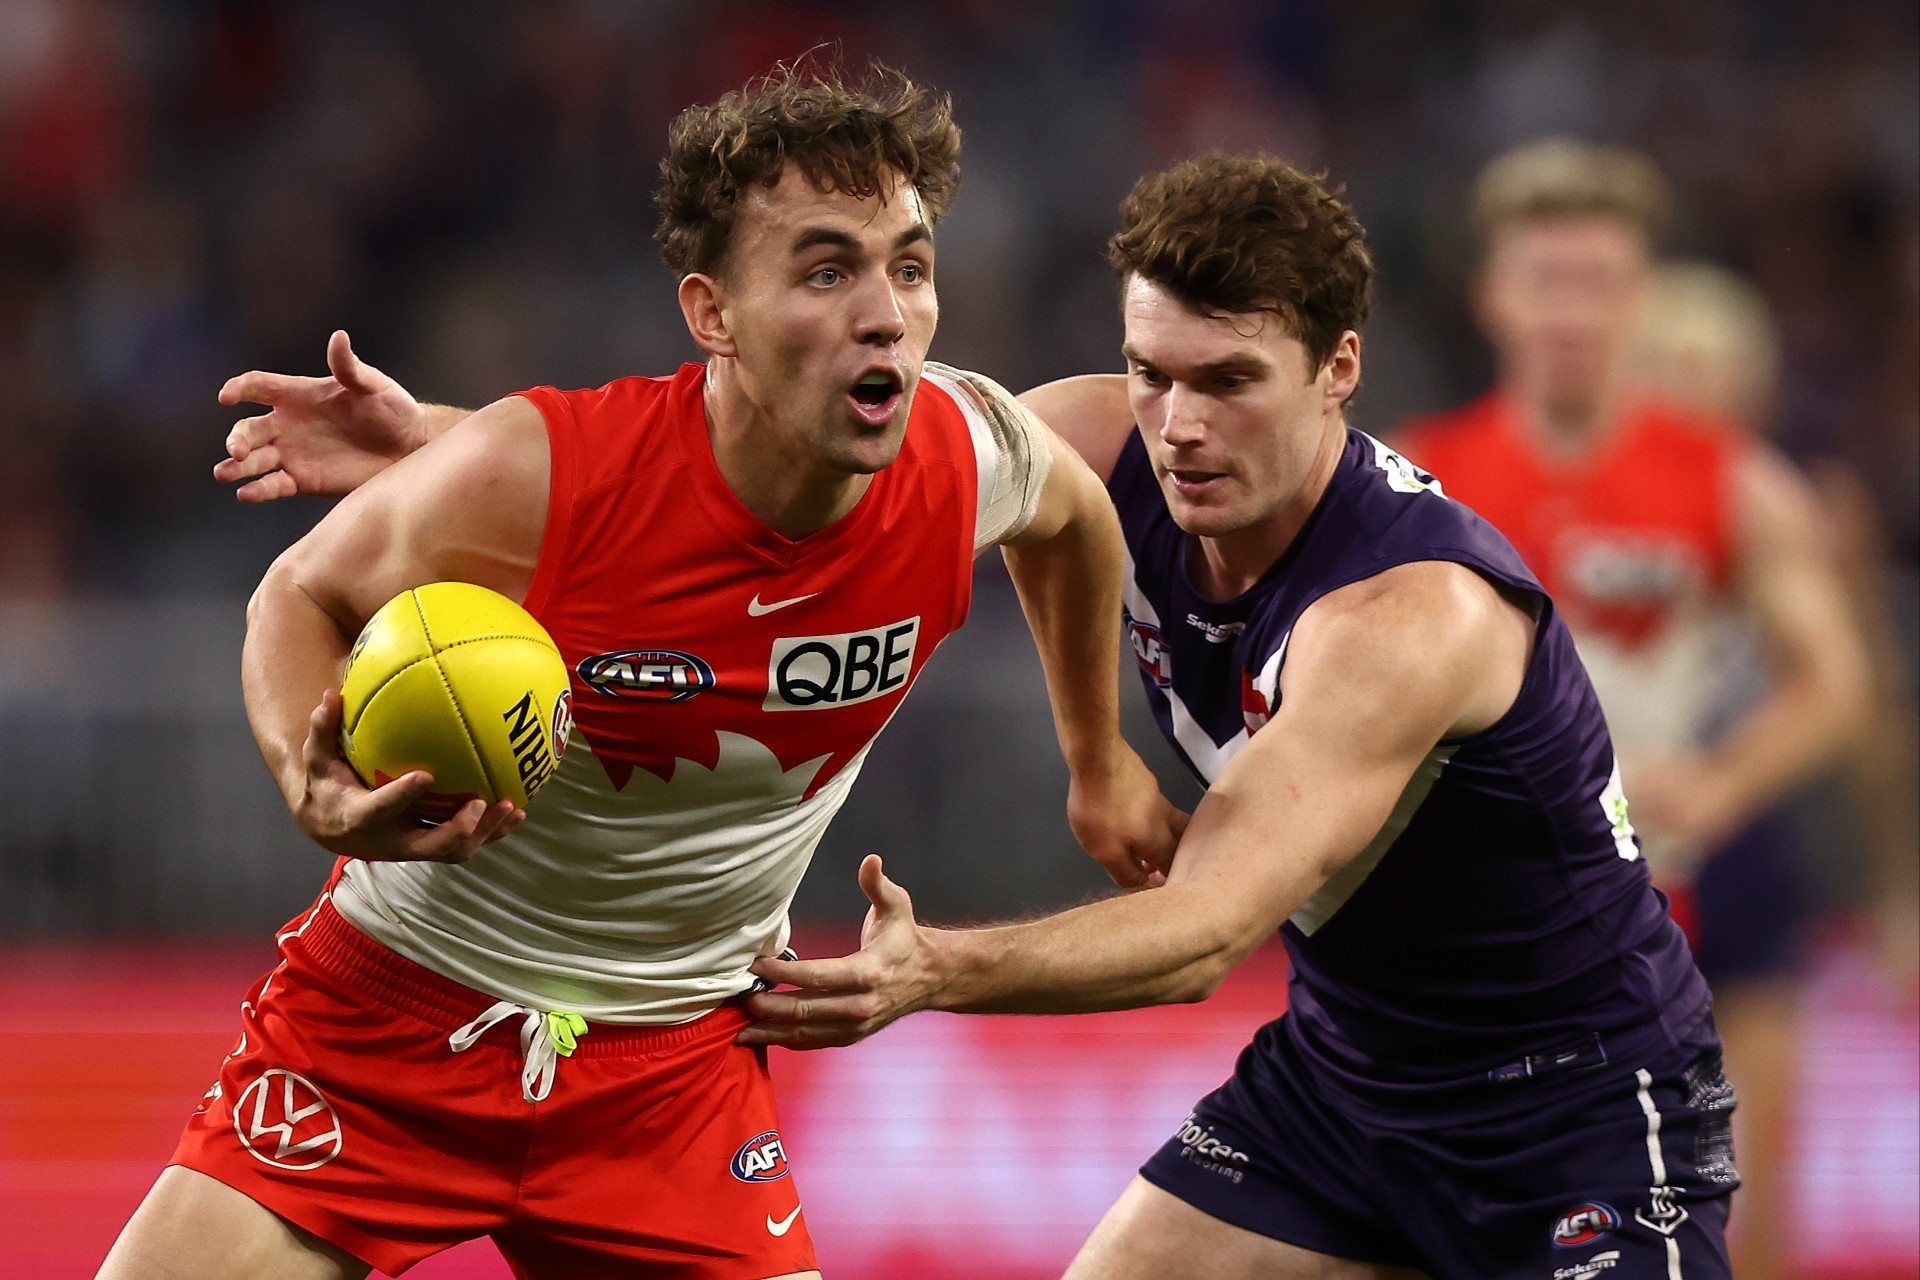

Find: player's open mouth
847;369;904;425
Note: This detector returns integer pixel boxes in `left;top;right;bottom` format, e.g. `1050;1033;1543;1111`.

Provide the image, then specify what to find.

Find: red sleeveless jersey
519;362;979;796
1398;392;1746;649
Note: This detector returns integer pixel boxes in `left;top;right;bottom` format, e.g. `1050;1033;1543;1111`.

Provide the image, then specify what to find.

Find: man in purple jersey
741;156;1736;1279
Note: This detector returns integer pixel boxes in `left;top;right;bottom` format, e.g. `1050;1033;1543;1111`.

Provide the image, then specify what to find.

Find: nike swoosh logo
748;592;818;617
767;1205;802;1236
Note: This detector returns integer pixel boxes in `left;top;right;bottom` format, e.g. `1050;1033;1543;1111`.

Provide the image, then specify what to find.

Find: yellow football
339;582;573;822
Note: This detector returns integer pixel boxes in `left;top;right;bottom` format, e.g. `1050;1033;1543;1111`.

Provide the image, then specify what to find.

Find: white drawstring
449;1000;585;1103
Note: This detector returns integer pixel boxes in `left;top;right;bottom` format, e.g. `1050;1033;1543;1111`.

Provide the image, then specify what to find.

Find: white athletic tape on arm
924;361;1054;551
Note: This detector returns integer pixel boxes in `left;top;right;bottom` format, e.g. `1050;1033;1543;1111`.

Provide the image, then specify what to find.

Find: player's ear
1324;331;1361;408
678;272;737;359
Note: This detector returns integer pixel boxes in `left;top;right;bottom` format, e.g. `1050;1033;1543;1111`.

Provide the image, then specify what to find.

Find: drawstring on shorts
449;1001;589;1103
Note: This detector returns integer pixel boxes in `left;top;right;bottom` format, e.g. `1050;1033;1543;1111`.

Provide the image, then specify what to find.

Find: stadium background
0;0;1913;1275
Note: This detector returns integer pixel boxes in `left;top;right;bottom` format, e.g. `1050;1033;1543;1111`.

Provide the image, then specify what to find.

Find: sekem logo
233;1068;344;1170
731;1129;791;1182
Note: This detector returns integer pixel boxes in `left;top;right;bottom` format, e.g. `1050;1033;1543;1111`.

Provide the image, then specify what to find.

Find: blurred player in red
1396;140;1871;1280
99;63;1179;1280
1638;260;1920;996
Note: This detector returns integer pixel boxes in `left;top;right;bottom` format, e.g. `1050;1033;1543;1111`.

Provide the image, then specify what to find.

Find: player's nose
853;273;908;347
1160;384;1208;443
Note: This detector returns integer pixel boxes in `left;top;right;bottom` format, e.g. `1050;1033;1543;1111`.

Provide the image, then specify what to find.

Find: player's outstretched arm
1001;415;1186;888
243;394;548;863
742;561;1535;1047
214;330;470;502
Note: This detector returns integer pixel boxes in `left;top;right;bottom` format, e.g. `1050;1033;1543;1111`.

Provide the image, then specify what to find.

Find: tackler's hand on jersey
740;855;935;1050
291;688;525;864
215;330;446;502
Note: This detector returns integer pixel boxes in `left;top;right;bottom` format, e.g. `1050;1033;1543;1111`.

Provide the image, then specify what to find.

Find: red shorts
170;894;817;1278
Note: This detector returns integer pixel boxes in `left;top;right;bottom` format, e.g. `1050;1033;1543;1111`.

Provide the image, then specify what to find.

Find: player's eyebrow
790;223;932;257
790;227;860;256
1120;345;1267;377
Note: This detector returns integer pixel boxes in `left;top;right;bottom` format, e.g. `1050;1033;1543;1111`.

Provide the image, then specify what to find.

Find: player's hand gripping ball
339;582;574;823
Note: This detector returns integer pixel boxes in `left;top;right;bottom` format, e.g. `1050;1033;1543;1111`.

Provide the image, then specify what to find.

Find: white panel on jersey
1363;431;1448;497
1290;743;1459;936
1120;546;1248;783
334;731;868;1024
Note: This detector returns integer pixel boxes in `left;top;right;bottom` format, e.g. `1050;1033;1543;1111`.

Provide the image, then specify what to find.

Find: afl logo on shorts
1551;1200;1621;1247
730;1130;791;1182
233;1069;344;1171
1127;618;1172;688
578;649;715;701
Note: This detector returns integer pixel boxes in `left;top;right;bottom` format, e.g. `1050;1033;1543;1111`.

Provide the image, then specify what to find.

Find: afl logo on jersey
1551;1201;1620;1247
1127;618;1172;688
730;1130;791;1182
577;649;715;702
764;618;919;711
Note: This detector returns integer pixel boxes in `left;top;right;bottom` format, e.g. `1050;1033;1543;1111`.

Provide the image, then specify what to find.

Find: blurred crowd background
0;0;1913;933
0;3;1914;1276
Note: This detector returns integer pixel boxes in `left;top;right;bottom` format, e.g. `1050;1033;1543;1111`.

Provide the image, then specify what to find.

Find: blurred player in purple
743;156;1738;1279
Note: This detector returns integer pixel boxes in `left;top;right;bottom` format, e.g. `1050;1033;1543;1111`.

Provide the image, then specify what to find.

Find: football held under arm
241;395;549;862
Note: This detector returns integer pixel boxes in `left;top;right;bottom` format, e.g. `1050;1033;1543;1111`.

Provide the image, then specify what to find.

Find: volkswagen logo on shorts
730;1130;790;1182
233;1069;344;1170
1551;1200;1621;1247
578;649;715;702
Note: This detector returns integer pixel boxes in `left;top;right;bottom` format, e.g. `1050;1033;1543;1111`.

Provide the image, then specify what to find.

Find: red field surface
2;937;1912;1279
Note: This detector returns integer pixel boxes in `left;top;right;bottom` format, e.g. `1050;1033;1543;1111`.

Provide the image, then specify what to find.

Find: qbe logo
1127;617;1171;688
730;1129;791;1182
764;617;919;711
233;1068;344;1170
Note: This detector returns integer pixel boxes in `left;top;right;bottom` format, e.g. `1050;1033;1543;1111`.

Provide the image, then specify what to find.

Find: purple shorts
1140;1015;1736;1279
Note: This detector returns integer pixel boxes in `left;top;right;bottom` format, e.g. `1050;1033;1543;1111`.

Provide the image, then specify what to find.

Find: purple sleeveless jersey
1111;427;1711;1106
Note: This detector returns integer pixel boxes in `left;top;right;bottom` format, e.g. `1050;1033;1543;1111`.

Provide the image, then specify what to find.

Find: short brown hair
1472;137;1671;242
1108;154;1372;374
655;60;962;278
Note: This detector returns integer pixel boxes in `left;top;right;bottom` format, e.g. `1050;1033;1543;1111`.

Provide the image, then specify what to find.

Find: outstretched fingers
219;369;312;409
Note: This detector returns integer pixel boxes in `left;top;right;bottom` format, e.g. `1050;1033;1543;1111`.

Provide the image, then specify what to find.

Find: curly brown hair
1109;154;1372;375
655;59;963;278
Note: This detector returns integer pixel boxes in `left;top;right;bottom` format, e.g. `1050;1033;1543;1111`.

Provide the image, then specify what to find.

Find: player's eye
1134;367;1168;387
809;266;843;287
897;262;925;285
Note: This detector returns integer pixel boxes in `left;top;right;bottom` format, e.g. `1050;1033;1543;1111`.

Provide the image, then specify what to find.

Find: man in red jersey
1395;139;1869;1280
100;64;1180;1280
